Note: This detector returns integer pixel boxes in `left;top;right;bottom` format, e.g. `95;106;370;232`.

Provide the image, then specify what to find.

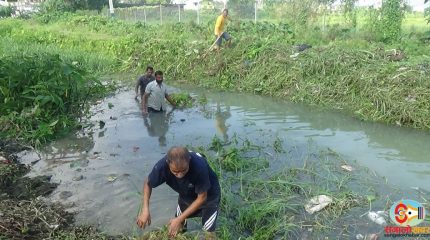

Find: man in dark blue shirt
136;146;221;237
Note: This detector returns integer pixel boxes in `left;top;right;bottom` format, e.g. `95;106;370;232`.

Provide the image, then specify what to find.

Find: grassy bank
2;13;429;131
0;18;118;145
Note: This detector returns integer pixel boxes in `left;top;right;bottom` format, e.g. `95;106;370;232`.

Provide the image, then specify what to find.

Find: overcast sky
354;0;427;12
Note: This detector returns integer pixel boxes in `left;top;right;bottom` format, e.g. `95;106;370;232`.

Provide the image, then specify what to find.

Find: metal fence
104;1;423;30
109;5;202;25
107;1;262;25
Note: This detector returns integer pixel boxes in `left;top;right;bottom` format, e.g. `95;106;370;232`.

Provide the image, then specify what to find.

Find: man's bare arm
136;178;153;228
165;94;176;107
135;79;140;97
177;192;207;222
142;92;149;113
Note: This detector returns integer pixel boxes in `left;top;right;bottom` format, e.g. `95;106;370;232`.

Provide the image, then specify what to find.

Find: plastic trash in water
290;52;300;59
368;211;387;225
341;165;354;172
107;174;118;182
304;195;333;214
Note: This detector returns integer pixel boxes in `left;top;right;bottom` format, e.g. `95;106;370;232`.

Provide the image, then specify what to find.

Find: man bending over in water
136;146;221;238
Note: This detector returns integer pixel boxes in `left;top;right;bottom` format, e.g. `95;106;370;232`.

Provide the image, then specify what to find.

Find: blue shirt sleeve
147;158;167;188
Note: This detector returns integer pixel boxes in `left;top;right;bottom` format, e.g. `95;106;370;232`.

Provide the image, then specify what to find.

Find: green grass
0;37;111;145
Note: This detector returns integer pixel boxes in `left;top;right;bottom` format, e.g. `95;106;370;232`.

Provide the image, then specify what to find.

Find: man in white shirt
141;71;176;115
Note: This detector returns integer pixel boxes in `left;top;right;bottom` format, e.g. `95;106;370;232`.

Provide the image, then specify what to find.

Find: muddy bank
0;139;118;240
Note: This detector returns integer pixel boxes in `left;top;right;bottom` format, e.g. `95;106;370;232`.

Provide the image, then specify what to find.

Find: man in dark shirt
136;146;221;238
135;66;155;99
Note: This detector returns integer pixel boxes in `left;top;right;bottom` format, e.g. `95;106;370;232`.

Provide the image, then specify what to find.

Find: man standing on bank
136;147;221;238
214;9;232;50
141;70;176;115
135;65;155;100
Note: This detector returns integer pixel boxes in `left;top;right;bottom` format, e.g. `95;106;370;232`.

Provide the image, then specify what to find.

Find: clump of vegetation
39;0;110;14
0;197;124;240
0;6;14;18
0;198;72;239
169;93;193;108
139;227;197;240
0;159;28;188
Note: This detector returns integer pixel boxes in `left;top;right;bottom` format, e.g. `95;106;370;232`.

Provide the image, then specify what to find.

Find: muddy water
23;84;430;235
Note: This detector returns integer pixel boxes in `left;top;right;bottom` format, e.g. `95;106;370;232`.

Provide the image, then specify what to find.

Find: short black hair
223;9;228;14
166;147;191;165
146;65;154;71
154;70;163;77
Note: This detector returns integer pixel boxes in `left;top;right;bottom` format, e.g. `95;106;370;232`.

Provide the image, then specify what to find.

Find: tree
86;0;111;11
426;0;430;23
380;0;405;41
341;0;358;28
319;0;336;31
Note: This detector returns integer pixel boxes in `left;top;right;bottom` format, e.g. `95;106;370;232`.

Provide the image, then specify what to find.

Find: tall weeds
0;50;107;145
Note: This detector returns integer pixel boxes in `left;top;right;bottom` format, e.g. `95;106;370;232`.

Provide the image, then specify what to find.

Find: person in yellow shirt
214;9;232;50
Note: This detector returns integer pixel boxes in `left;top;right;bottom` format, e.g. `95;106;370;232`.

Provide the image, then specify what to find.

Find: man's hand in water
136;210;151;228
168;217;183;237
142;106;148;116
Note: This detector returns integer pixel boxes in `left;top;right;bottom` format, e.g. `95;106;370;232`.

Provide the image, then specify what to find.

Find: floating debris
59;191;73;200
70;160;89;168
107;174;118;182
290;52;300;59
295;43;312;52
367;211;386;225
72;175;84;181
304;195;333;214
99;121;105;129
341;165;354;172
